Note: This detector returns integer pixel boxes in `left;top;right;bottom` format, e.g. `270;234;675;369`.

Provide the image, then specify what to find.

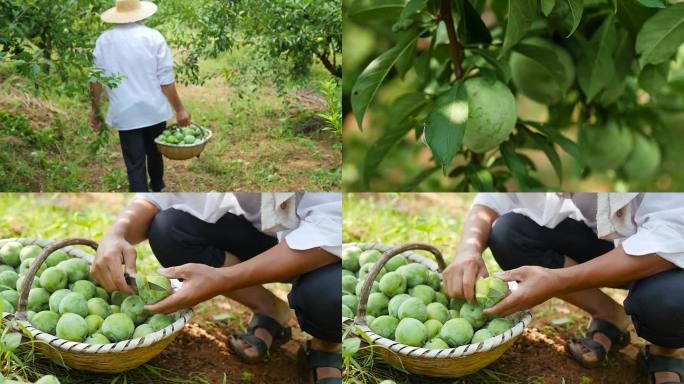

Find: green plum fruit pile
342;245;515;349
0;241;176;344
156;125;205;146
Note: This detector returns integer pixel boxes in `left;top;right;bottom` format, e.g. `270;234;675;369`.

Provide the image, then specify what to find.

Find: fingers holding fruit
442;252;488;303
92;236;137;294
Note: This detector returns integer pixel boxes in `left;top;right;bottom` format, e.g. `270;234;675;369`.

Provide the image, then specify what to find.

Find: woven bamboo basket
155;124;213;160
342;242;532;378
1;237;193;373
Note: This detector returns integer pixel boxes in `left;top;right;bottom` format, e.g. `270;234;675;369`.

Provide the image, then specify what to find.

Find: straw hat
101;0;158;24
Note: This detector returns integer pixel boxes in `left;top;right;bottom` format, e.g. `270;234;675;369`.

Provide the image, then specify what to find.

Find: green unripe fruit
85;314;104;335
58;258;90;283
39;267;68;293
28;287;50;312
49;289;72;312
475;276;509;308
410;284;435;305
369;315;399;339
622;133;661;181
84;333;110;344
0;289;18;309
487;318;514;336
439;318;474;347
395;317;427;346
342;275;357;294
424;319;443;339
397;263;429;288
434;292;448;307
424;337;450;349
510;37;575;104
426;271;442;291
87;297;112;319
342;294;358;314
449;309;460;319
449;297;466;311
34;375;61;384
45;250;68;267
366;292;389;317
342;304;354;318
426;302;450;324
56;313;88;341
95;286;109;301
471;328;494;344
30;310;59;333
397;297;427;322
133;323;156;338
110;305;120;314
111;291;130;306
385;255;408;272
59;292;89;317
0;265;14;274
16;275;40;291
578;120;634;171
359;249;381;267
147;313;173;331
19;257;47;276
71;280;96;300
462;76;517;153
379;380;398;384
136;273;172;305
379;271;407;297
121;295;147;324
388;293;411;318
358;262;386;281
19;245;42;262
355;280;379;297
1;298;14;313
460;302;487;329
0;242;22;267
0;270;19;290
101;313;135;342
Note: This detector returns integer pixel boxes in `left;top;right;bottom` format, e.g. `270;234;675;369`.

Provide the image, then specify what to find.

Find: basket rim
1;237;193;354
342;242;533;359
155;126;213;148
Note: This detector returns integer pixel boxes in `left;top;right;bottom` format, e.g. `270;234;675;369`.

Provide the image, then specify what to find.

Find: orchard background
0;0;341;192
343;0;684;192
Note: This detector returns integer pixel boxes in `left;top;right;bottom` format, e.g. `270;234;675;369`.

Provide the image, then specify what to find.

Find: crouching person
92;192;342;384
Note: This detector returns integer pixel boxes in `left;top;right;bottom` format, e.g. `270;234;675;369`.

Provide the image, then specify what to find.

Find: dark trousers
147;208;342;343
118;121;166;192
488;212;684;348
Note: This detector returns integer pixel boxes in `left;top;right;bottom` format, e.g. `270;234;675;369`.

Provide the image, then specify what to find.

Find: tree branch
440;0;463;80
317;52;342;78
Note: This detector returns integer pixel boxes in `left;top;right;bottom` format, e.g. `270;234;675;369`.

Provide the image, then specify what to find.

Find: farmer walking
443;193;684;384
89;0;192;192
91;192;343;384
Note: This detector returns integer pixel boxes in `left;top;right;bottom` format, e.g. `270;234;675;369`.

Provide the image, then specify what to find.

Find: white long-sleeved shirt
137;193;342;257
92;23;174;130
473;193;684;268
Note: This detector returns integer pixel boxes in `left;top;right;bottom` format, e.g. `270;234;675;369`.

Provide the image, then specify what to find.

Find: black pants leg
488;212;614;270
118;122;166;192
147;208;341;343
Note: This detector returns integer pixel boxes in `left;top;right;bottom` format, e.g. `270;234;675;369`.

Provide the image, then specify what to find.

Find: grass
0;44;341;192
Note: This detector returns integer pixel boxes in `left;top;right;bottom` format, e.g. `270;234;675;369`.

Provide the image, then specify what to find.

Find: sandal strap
234;333;268;356
642;347;684;382
248;314;289;340
570;336;608;360
307;349;342;371
586;318;624;342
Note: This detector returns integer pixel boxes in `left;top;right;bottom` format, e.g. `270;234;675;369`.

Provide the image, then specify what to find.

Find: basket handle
16;238;99;320
354;242;446;326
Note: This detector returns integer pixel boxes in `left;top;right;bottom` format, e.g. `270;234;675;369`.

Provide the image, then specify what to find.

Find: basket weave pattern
342;242;532;378
1;237;193;373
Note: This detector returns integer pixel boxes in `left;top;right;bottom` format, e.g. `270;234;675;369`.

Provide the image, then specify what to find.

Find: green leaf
530;132;563;184
541;0;556;16
617;0;658;38
563;0;584;37
472;48;511;82
348;0;406;20
513;43;567;87
501;0;538;56
639;62;670;95
399;166;441;191
393;0;428;30
466;164;494;191
577;15;617;102
636;4;684;67
637;0;666;8
363;93;429;184
455;0;492;45
500;141;530;191
536;123;582;161
424;83;469;174
0;332;21;353
351;29;422;129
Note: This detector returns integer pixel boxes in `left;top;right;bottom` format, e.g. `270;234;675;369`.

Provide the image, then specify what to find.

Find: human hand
176;109;192;127
144;263;226;314
442;249;488;304
484;266;563;317
91;234;137;293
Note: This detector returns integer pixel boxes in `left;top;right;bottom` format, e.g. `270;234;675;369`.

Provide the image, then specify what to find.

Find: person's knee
488;213;536;270
625;269;684;348
148;209;185;266
289;262;341;342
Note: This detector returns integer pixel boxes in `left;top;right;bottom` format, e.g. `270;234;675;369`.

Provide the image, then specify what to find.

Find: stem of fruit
440;0;463;80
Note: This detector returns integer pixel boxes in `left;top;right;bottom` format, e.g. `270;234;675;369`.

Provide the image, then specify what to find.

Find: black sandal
228;314;292;363
298;341;342;384
639;346;684;384
567;318;631;368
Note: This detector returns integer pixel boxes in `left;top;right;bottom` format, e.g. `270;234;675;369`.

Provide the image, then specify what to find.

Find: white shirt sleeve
472;193;516;215
91;36;105;84
620;194;684;268
156;34;175;86
283;193;342;258
135;193;172;210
